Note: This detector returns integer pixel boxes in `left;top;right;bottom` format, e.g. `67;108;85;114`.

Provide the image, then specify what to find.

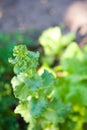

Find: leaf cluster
10;27;87;130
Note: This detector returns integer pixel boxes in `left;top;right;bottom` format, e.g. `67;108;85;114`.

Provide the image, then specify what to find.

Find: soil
0;0;77;33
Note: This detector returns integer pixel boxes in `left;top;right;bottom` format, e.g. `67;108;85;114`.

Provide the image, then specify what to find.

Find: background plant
39;26;75;66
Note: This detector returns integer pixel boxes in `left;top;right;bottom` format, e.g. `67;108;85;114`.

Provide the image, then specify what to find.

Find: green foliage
9;45;65;129
1;26;84;130
10;41;87;130
0;32;20;129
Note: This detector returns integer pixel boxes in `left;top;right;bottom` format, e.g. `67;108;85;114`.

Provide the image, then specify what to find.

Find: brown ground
0;0;77;33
